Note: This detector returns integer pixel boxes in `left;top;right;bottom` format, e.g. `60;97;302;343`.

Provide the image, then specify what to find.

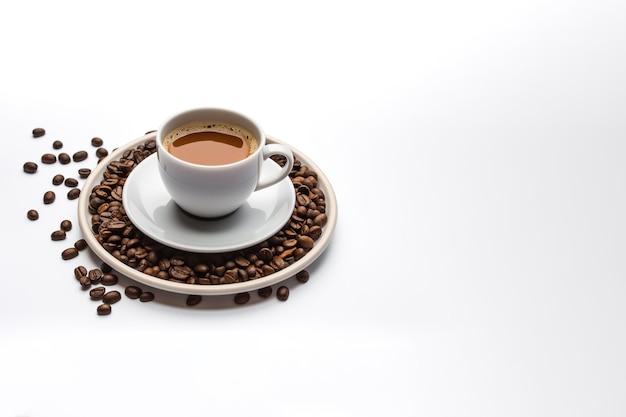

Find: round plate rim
77;132;338;296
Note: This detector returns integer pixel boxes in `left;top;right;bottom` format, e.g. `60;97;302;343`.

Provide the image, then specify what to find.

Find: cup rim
156;107;265;169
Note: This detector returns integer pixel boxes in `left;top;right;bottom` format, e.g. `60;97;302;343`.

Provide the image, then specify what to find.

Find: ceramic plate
77;132;337;295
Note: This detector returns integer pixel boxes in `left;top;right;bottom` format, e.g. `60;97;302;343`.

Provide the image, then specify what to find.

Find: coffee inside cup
163;121;258;166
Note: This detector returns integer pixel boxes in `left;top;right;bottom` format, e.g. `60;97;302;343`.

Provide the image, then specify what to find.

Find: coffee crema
164;122;258;166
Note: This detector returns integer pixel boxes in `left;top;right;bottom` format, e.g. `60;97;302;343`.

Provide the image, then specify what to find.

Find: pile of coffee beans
86;138;326;290
24;128;320;315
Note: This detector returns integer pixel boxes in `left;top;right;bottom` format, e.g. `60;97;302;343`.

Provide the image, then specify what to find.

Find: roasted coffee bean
62;247;79;260
23;162;38;173
101;263;112;273
277;286;289;301
101;273;118;286
60;219;72;231
95;148;109;158
43;191;56;204
72;150;88;162
79;275;91;288
139;292;154;302
27;209;39;220
41;153;56;164
52;140;63;149
89;287;106;300
78;168;91;178
67;188;81;200
52;174;64;185
74;265;87;280
88;269;103;284
32;127;46;137
125;286;142;299
91;137;104;147
297;235;315;249
58;153;71;164
257;286;272;298
97;303;111;315
64;177;79;187
234;292;250;305
51;230;66;241
296;270;309;283
102;290;121;304
186;294;202;306
74;239;87;250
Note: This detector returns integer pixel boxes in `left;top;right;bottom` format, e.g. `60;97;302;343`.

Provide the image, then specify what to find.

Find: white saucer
122;154;295;253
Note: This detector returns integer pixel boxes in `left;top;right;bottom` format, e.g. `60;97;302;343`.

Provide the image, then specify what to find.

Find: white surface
122;146;296;253
1;0;626;416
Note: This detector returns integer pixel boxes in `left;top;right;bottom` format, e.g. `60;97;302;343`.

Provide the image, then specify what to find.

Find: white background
1;0;625;416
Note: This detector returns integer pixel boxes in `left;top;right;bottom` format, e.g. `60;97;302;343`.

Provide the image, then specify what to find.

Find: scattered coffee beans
27;209;39;220
277;286;289;301
74;265;87;280
51;230;66;241
186;294;202;306
296;270;309;283
32;127;46;137
43;191;56;204
23;162;38;173
90;287;106;300
79;275;91;288
234;292;250;305
52;174;64;185
95;148;109;158
60;219;72;231
102;290;121;304
88;269;103;284
61;247;79;260
91;137;104;147
97;304;111;315
101;273;118;286
124;286;142;299
58;153;71;164
72;150;88;162
52;140;63;149
139;291;155;302
41;153;57;164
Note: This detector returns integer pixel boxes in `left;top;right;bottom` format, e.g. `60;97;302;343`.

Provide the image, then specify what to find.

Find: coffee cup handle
255;144;294;191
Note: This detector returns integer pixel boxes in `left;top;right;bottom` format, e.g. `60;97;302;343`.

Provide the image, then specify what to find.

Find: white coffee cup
156;108;294;218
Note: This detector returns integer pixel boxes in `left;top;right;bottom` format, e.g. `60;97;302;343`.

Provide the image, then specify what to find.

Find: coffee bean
277;286;289;301
297;235;315;249
186;294;202;306
79;275;91;288
43;191;56;204
27;209;39;220
234;292;250;305
64;177;79;187
74;239;87;250
257;286;272;298
32;127;46;137
97;303;111;315
60;219;72;231
52;174;64;185
72;150;88;162
58;153;71;164
61;247;79;260
52;140;63;149
91;137;104;147
125;286;142;299
78;168;91;178
23;162;38;173
73;266;87;281
41;153;56;164
67;188;81;200
296;270;309;283
89;287;106;300
101;263;112;273
102;290;121;304
139;292;155;302
101;273;118;286
88;269;103;284
95;148;109;158
51;230;66;241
